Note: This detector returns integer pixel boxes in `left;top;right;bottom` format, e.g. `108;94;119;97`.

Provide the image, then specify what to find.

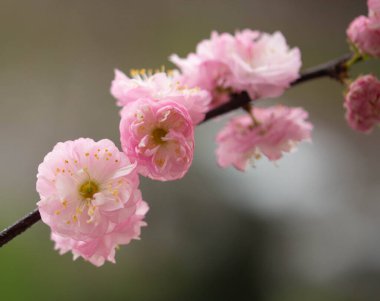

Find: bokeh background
1;0;379;300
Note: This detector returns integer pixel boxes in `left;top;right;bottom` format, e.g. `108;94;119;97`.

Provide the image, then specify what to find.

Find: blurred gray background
1;1;379;300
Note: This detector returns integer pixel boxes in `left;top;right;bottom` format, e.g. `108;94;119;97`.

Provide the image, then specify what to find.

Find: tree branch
0;52;356;248
0;209;40;247
291;52;354;85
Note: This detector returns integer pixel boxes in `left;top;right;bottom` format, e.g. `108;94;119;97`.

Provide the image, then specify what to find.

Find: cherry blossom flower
347;0;380;57
344;74;380;133
36;138;148;265
216;106;312;171
111;70;210;125
347;16;380;57
120;99;194;181
170;29;301;109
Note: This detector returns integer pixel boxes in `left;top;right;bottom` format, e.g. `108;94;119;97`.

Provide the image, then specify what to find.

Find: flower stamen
79;181;99;199
151;128;168;145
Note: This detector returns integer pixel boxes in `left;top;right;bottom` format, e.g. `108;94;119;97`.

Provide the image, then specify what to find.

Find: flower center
79;181;99;199
151;128;168;145
215;85;232;95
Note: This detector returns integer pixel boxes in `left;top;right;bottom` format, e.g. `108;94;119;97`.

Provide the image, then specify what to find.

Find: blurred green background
1;0;380;300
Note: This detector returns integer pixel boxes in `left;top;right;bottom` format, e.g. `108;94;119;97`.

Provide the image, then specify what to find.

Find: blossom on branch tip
111;70;210;125
216;106;312;171
36;138;148;266
347;0;380;57
344;74;380;133
120;99;194;181
170;29;301;109
347;16;380;57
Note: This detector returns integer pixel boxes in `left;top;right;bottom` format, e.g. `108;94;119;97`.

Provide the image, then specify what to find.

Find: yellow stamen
79;181;99;199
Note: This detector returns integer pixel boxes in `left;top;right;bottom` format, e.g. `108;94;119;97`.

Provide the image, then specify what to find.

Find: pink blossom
344;74;380;133
347;16;380;57
51;199;148;267
230;31;301;99
216;106;312;171
120;99;194;181
111;70;210;125
347;0;380;57
37;138;148;265
170;29;301;109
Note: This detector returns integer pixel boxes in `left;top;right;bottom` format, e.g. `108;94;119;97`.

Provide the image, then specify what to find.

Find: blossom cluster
344;0;380;133
36;28;315;266
24;1;380;267
112;71;206;181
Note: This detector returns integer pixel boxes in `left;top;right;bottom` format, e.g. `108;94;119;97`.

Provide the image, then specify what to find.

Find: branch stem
0;209;40;247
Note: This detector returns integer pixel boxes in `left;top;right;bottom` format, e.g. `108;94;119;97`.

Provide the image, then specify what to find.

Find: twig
0;52;357;248
0;209;40;247
291;52;354;85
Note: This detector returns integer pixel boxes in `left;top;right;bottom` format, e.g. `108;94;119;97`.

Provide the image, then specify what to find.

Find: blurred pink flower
170;29;301;109
344;74;380;133
228;31;301;100
37;138;148;265
51;199;148;267
347;16;380;57
111;70;210;125
120;99;194;181
347;0;380;57
216;106;312;171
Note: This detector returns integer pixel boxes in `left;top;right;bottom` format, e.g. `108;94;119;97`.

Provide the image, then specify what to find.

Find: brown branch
291;52;354;85
0;52;357;248
0;208;40;247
